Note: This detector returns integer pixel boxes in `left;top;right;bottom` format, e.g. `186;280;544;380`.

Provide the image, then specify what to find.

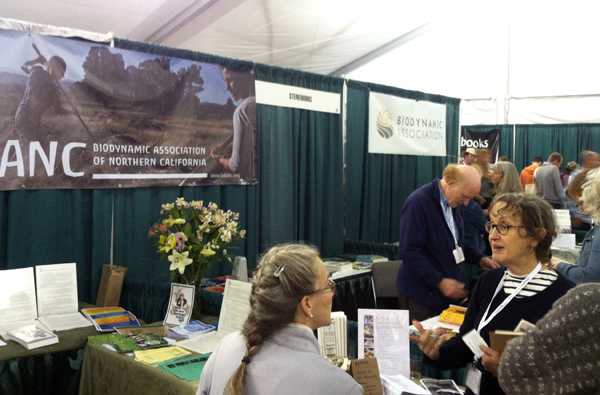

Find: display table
78;343;198;395
0;324;98;395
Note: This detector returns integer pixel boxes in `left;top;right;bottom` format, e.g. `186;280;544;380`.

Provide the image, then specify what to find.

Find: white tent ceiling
2;0;600;124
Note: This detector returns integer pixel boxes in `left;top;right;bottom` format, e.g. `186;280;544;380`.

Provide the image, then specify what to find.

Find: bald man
397;164;495;320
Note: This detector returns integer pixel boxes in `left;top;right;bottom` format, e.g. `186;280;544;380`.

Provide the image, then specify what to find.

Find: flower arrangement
149;197;246;285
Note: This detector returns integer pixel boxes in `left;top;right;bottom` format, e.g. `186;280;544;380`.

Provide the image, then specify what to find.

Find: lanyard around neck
477;263;542;333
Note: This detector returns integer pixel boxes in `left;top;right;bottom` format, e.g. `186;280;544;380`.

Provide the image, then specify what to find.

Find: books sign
368;92;446;156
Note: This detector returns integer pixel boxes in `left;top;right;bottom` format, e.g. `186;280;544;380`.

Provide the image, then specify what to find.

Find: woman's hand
409;320;453;360
480;345;500;376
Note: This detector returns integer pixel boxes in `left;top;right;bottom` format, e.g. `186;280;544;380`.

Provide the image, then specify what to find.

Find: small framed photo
164;283;195;326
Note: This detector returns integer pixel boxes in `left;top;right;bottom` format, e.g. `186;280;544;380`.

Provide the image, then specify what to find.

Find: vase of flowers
149;197;246;289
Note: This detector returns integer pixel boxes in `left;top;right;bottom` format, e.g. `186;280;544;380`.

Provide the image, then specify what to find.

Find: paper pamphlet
553;209;571;233
36;263;79;316
317;311;347;358
552;233;576;249
164;283;195;326
0;264;91;338
178;279;251;354
358;309;410;378
35;263;92;331
462;329;488;359
134;346;191;365
39;312;92;332
0;267;38;339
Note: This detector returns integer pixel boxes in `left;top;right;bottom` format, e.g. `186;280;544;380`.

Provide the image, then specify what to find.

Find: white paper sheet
177;331;224;354
0;267;38;332
358;309;410;378
552;233;576;249
35;263;79;317
381;374;430;395
177;279;251;355
217;279;252;335
38;312;92;331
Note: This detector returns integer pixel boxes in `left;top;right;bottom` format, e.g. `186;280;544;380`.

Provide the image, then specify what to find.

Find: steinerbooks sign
255;80;341;114
368;92;446;157
460;127;501;162
0;30;257;190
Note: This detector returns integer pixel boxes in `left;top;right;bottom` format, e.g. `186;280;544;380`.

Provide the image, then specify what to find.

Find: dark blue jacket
397;179;483;313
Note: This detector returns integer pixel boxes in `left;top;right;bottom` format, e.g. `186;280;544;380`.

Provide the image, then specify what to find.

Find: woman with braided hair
196;244;363;395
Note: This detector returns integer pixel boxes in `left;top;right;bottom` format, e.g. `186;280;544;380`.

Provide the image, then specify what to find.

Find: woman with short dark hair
411;193;574;395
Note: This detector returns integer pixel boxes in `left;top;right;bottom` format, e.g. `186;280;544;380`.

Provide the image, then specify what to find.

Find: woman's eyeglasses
312;278;336;295
485;222;525;235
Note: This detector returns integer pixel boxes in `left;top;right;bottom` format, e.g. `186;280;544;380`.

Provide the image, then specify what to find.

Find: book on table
0;263;91;346
167;320;216;340
6;323;58;350
177;279;252;354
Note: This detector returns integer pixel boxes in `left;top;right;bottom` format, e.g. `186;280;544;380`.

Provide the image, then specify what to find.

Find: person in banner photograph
210;67;256;181
15;51;72;145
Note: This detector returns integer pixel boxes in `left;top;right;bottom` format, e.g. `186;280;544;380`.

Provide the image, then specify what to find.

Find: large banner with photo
0;30;257;190
368;92;446;157
459;127;500;163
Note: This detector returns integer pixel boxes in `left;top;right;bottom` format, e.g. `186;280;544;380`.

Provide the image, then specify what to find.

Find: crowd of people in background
198;148;600;395
402;148;600;395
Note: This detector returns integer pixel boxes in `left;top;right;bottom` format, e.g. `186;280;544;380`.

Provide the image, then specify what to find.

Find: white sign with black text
255;80;341;114
369;92;446;156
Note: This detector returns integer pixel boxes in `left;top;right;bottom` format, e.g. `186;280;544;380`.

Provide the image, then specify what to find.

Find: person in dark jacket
411;193;574;395
397;164;496;320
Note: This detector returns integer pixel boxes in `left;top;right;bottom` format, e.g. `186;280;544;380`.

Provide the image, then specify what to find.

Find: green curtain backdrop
345;80;460;243
460;124;514;161
0;190;111;303
0;39;344;323
514;124;600;170
105;41;342;321
255;64;344;257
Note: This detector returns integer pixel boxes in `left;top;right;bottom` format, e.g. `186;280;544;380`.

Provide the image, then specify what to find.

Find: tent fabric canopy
3;0;600;125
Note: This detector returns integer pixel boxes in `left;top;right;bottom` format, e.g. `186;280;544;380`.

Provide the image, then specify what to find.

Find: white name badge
453;247;465;264
466;364;482;394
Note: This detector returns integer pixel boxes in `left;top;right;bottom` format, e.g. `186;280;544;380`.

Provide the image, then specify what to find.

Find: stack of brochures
317;311;347;359
6;323;59;350
167;320;216;340
80;306;141;332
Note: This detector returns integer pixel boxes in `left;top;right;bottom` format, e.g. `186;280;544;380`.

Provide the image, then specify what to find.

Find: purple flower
174;232;188;252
